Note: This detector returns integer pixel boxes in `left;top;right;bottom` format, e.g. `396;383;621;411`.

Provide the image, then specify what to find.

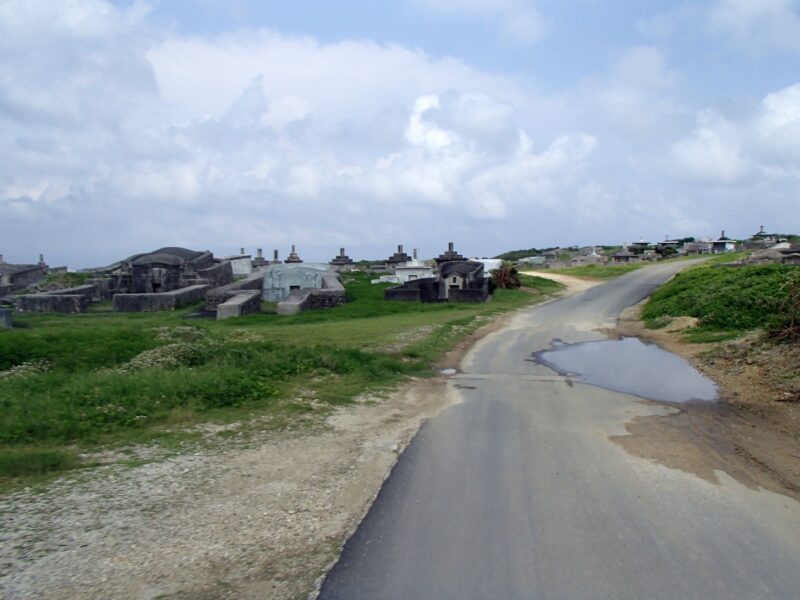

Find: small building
385;260;489;303
372;258;434;285
611;245;639;263
0;257;48;296
517;256;546;266
262;263;330;302
711;231;737;254
126;247;218;293
684;241;712;255
629;239;651;255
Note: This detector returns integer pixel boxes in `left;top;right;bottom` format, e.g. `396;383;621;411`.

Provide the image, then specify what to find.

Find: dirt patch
613;303;800;501
518;270;601;295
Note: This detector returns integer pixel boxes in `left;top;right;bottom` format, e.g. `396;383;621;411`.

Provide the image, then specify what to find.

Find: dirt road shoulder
612;302;800;502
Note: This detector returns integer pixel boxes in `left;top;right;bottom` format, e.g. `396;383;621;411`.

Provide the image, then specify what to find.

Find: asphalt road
319;262;800;600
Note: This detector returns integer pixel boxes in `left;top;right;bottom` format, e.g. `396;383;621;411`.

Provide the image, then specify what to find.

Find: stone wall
41;284;97;299
449;288;489;303
276;288;346;315
85;278;117;300
205;271;265;309
217;290;261;321
112;284;210;312
131;264;183;293
197;261;234;288
19;294;89;313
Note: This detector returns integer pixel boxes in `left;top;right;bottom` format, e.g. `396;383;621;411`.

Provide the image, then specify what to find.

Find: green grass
0;272;563;487
517;274;564;293
642;263;798;338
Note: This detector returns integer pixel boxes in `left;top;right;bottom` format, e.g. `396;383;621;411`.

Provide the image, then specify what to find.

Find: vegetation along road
319;261;800;599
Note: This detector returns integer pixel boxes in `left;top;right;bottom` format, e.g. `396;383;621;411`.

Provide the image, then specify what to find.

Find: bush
491;263;521;289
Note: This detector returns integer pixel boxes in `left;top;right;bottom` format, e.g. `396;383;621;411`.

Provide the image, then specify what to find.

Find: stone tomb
262;264;330;302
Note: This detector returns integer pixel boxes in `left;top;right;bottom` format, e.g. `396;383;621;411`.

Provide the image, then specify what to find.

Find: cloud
0;1;593;265
577;46;685;139
411;0;547;43
671;110;749;183
709;0;800;52
1;1;798;267
755;83;800;163
669;82;800;183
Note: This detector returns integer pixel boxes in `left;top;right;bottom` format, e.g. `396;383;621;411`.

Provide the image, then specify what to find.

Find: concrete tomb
385;260;489;303
262;263;346;314
262;263;331;302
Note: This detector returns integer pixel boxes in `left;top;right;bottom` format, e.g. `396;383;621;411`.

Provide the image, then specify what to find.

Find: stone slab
113;284;211;312
217;290;261;320
19;294;89;313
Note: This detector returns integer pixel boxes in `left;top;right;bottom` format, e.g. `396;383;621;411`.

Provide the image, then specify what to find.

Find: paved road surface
319;262;800;600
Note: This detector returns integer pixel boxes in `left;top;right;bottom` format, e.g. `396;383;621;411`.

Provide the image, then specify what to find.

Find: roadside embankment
612;263;800;501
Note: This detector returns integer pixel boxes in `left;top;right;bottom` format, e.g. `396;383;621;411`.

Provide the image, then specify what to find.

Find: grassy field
642;261;799;342
0;272;562;486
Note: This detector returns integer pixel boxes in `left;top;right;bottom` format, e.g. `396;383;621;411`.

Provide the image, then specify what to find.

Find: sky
1;0;799;267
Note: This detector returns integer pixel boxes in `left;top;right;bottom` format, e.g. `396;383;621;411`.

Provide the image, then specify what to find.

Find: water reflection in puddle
534;337;718;403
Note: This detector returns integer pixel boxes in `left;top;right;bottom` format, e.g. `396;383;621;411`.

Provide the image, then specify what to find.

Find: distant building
0;255;48;296
711;231;737;254
517;256;546;266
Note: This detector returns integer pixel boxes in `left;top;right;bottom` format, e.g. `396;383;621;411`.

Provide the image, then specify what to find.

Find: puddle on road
534;337;718;403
